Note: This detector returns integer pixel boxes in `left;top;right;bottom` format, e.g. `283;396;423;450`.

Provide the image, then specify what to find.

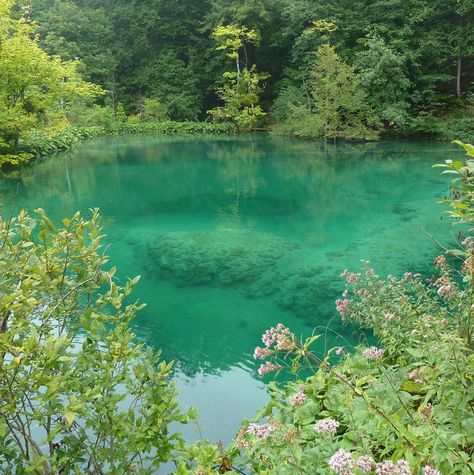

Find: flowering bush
228;142;474;474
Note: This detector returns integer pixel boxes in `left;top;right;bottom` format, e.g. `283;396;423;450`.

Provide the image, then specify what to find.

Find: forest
0;0;473;166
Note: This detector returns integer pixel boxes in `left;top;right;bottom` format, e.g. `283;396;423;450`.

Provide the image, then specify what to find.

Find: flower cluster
289;386;306;407
260;323;296;351
245;423;276;440
253;346;273;360
328;449;353;474
336;298;352;320
257;362;282;376
341;269;361;283
314;418;339;434
356;455;375;473
363;346;385;361
423;466;441;475
375;460;410;474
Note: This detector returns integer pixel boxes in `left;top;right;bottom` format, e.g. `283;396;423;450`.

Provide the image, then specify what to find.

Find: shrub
230;141;474;474
0;209;193;473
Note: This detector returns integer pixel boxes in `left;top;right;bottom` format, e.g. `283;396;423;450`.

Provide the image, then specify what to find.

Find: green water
0;135;456;444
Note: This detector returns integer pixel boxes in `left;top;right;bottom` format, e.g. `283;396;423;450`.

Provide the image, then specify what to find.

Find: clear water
0;135;456;444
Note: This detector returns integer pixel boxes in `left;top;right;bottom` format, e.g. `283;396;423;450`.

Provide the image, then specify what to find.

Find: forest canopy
0;0;472;162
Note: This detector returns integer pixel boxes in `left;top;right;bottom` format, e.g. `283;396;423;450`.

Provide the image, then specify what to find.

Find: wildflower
261;323;296;351
462;236;473;248
314;418;340;434
253;346;273;360
328;449;353;474
408;368;422;383
420;403;432;421
396;460;411;475
336;299;351;320
423;466;441;475
375;460;410;475
403;272;413;279
387;274;397;283
336;347;345;355
384;312;394;321
246;423;275;439
236;427;250;449
437;284;451;296
342;289;349;297
258;362;281;376
363;347;384;361
433;255;446;268
290;386;306;407
356;455;374;473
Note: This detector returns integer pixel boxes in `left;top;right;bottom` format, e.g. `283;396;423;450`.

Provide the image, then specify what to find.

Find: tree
0;2;102;149
208;24;269;131
278;44;380;140
0;209;191;473
355;35;411;128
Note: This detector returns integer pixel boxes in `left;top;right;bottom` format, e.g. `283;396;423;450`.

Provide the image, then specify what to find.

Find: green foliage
230;141;474;474
209;67;268;132
355;35;411;128
139;98;169;123
275;44;381;140
24;0;474;137
209;24;268;132
0;209;192;473
0;1;103;153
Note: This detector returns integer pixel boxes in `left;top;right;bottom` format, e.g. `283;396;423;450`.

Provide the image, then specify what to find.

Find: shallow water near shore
0;135;456;445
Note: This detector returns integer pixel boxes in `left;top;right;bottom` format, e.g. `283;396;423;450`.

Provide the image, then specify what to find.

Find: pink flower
375;460;410;475
336;299;352;320
258;362;281;376
336;347;345;355
437;284;451;296
434;255;446;268
290;386;306;407
340;270;361;283
314;418;340;434
423;466;441;475
246;423;275;439
462;236;473;248
261;323;295;350
342;289;349;297
253;346;273;360
356;455;374;473
363;347;385;361
328;449;353;474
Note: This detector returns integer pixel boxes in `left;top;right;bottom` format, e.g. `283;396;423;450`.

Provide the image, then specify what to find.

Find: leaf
64;410;75;425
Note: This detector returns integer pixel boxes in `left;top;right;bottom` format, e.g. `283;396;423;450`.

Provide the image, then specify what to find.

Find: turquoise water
0;135;456;444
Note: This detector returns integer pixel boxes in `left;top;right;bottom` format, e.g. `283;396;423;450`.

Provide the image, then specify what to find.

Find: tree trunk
456;54;462;99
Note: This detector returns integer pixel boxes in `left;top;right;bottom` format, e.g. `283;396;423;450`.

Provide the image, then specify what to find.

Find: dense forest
0;0;472;164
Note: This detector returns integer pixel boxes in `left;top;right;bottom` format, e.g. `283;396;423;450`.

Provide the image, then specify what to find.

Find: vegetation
0;0;474;471
0;209;196;473
23;0;473;142
0;0;469;161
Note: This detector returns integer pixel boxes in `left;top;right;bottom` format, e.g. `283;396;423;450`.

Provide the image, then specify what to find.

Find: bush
228;142;474;474
0;209;193;473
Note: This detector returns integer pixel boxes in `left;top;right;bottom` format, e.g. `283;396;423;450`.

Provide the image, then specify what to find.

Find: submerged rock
147;230;299;288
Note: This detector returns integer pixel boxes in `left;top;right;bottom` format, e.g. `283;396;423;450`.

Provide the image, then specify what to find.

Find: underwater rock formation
142;229;344;319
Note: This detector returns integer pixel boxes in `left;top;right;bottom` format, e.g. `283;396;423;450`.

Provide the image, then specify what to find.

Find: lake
0;135;455;445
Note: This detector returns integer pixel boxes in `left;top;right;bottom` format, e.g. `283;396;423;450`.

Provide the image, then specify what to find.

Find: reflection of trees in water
207;137;266;230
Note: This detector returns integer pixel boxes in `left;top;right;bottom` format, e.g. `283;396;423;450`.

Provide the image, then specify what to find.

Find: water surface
0;135;456;444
